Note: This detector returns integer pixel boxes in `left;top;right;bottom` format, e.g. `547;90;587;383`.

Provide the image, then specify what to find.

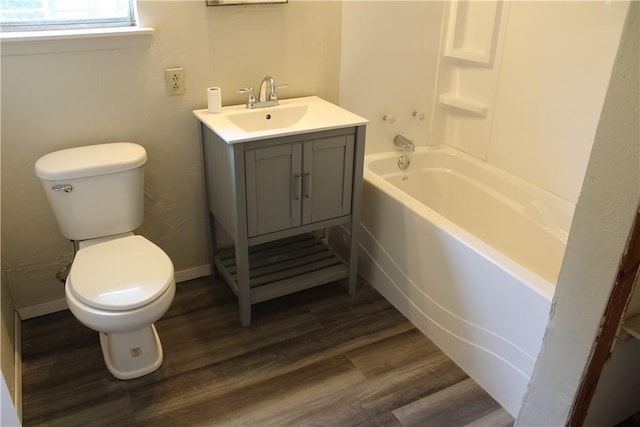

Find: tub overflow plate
398;155;410;171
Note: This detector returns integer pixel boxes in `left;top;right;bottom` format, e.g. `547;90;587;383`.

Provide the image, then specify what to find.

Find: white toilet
34;142;175;380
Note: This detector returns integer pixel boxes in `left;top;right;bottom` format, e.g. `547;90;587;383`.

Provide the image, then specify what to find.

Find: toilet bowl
34;142;175;380
65;233;175;380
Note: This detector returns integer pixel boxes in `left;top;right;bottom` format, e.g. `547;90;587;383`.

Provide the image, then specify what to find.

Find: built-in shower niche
444;0;503;66
438;93;488;118
433;0;506;157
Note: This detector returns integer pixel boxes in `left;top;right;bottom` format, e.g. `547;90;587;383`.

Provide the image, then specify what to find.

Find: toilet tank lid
35;142;147;180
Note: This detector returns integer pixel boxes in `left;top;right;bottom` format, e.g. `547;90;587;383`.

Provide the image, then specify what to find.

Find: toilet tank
35;143;148;241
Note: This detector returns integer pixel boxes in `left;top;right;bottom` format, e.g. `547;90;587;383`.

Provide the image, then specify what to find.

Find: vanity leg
235;244;251;327
347;223;359;295
347;125;366;295
209;212;217;279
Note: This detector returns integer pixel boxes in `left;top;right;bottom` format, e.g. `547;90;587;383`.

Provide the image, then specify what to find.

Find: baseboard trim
17;264;212;320
17;298;67;320
174;264;211;284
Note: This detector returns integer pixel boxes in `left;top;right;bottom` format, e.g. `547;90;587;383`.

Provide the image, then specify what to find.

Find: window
0;0;136;31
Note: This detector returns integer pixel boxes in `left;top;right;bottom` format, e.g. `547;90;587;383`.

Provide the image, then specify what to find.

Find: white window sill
0;27;154;56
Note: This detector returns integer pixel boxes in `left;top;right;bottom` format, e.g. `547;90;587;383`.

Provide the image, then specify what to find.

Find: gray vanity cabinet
245;135;354;237
200;125;365;326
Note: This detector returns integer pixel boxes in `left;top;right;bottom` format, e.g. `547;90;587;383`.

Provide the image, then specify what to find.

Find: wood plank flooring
21;277;514;427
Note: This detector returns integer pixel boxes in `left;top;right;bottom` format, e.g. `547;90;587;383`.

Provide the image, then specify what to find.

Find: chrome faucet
394;134;415;152
238;75;288;109
259;76;277;104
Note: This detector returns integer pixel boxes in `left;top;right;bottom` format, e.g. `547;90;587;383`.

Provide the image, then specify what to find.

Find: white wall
340;1;445;154
341;1;628;204
0;0;342;312
207;1;341;105
486;1;629;203
434;1;629;203
517;2;639;424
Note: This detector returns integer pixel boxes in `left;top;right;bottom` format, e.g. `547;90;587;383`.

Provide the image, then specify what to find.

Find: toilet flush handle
51;184;73;193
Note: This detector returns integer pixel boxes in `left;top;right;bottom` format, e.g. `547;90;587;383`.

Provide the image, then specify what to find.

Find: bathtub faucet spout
394;135;415;152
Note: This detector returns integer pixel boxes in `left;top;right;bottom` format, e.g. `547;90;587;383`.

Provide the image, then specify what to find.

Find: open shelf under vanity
214;233;349;304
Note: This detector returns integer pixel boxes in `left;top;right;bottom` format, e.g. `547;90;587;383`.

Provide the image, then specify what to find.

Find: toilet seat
68;235;174;311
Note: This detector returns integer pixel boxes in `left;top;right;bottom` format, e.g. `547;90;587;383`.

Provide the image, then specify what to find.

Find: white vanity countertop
193;96;369;144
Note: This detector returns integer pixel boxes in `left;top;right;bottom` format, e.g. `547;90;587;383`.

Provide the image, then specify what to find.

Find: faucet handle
271;83;287;102
238;86;254;94
238;87;256;108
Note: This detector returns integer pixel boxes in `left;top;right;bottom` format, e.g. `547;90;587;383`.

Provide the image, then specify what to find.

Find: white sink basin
193;96;368;144
226;104;309;133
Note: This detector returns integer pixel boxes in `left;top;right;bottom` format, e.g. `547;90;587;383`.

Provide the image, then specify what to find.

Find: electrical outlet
165;67;185;96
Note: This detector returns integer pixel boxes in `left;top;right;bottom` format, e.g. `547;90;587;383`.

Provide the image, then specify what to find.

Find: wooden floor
21;277;514;427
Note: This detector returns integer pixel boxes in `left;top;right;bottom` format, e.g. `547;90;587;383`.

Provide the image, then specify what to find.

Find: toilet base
99;324;163;380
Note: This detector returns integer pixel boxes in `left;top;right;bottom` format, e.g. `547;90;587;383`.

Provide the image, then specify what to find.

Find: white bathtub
357;145;574;417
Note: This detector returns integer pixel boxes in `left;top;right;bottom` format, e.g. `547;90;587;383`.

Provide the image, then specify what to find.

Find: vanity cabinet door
245;143;302;237
302;135;354;224
245;132;355;237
